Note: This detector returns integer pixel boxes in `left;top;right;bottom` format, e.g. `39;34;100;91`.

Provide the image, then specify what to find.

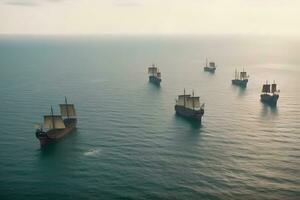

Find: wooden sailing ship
175;89;205;123
260;81;279;106
204;58;217;73
232;68;249;87
35;97;77;145
148;64;161;85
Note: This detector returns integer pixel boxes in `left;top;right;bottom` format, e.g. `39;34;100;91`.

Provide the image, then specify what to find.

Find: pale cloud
2;0;67;6
0;0;299;35
113;0;142;7
3;0;38;6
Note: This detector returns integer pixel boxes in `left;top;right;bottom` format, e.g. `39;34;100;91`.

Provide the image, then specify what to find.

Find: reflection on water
204;70;216;76
237;86;247;97
231;84;247;97
260;104;279;118
148;81;161;89
0;36;299;199
174;114;202;130
38;129;79;158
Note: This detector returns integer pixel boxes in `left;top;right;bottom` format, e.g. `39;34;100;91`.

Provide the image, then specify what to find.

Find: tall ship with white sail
35;97;77;145
204;58;217;73
175;89;205;122
232;68;249;87
148;64;161;85
260;81;279;106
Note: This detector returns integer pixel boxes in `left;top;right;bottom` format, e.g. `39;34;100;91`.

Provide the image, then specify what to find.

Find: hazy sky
0;0;299;35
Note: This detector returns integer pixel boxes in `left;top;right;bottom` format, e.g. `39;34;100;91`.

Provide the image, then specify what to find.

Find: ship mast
65;96;69;119
242;68;245;80
206;58;208;68
184;88;186;107
272;80;277;93
192;90;195;110
235;69;237;80
152;63;155;76
51;106;55;129
264;80;268;94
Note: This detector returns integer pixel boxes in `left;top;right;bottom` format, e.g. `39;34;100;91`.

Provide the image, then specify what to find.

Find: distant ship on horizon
204;58;217;73
35;97;77;146
175;89;205;123
260;81;279;106
232;68;249;87
148;64;161;85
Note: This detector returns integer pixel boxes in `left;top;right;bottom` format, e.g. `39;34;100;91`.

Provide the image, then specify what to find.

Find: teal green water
0;35;299;199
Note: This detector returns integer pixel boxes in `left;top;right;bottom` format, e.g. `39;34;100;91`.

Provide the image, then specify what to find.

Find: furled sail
148;67;158;74
262;84;271;93
271;84;277;93
209;62;216;68
44;115;65;129
60;104;76;117
240;71;247;79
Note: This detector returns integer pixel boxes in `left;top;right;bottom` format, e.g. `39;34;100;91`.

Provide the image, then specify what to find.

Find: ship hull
260;93;279;106
204;67;216;73
232;79;248;87
35;118;77;146
149;75;161;85
175;105;204;122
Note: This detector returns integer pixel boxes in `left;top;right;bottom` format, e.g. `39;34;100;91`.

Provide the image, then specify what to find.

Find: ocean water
0;35;299;200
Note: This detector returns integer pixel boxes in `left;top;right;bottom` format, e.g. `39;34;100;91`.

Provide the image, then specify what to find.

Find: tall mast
184;88;186;107
192;90;195;110
65;96;69;119
51;106;55;129
273;80;276;93
206;58;208;68
242;68;244;80
152;63;155;76
235;69;237;79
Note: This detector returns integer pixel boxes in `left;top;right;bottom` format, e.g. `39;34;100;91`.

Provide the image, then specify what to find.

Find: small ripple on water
83;149;102;156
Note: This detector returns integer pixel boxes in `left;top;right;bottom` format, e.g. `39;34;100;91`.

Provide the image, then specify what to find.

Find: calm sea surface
0;35;299;200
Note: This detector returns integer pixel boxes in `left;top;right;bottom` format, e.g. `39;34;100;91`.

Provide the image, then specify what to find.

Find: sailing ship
35;97;77;145
260;81;279;106
175;89;205;122
148;64;161;85
232;68;249;87
204;58;217;73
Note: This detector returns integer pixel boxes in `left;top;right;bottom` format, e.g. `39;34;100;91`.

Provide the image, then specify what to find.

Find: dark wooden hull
149;75;161;85
175;105;204;123
204;67;216;73
35;118;77;146
260;93;279;106
232;79;248;87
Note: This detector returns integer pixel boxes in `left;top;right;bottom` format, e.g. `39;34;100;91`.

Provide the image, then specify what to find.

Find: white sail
185;98;193;109
177;95;190;106
186;97;200;109
44;115;66;129
190;97;200;108
60;104;76;117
